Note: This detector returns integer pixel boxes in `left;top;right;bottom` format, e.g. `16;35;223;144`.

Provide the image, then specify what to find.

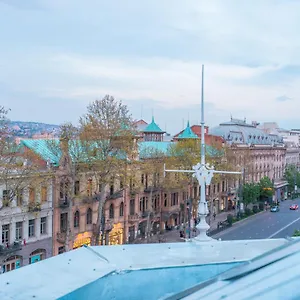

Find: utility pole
164;65;242;241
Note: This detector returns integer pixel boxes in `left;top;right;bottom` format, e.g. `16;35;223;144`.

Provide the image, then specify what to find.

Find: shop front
108;223;124;245
73;232;92;249
2;255;22;273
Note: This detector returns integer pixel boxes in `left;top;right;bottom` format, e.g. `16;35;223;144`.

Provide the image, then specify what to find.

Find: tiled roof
177;121;198;139
143;117;164;133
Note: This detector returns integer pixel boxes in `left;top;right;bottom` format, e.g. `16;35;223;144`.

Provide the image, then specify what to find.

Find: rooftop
143;117;165;133
210;118;284;145
177;121;198;139
0;239;289;300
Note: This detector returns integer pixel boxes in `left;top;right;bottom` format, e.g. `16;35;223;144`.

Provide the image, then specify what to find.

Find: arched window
86;208;92;225
109;204;114;219
119;202;124;217
74;210;80;228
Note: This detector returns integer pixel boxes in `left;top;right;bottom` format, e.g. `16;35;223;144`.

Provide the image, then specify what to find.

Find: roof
183;237;300;300
138;141;222;159
0;239;289;300
177;121;198;139
143;117;165;133
210;118;284;145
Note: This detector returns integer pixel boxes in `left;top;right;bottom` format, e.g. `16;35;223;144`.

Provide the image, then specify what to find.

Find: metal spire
164;65;242;242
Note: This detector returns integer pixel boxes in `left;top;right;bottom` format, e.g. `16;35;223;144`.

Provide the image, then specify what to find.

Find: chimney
252;121;260;127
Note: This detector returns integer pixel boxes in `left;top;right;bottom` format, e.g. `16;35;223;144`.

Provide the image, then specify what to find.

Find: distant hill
8;121;60;138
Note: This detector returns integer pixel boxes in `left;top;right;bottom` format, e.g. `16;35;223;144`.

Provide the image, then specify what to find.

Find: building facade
0;178;53;273
210;118;288;203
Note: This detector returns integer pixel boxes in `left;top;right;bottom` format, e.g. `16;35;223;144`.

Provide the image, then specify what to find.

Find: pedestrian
213;213;216;220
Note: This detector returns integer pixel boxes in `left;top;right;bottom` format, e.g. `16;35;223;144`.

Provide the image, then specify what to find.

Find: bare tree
79;95;135;245
0;107;45;211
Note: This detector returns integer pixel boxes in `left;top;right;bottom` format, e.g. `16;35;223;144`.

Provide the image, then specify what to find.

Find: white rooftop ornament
164;65;242;242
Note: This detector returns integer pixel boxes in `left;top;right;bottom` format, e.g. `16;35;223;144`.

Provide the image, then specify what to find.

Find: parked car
290;204;299;210
271;206;280;212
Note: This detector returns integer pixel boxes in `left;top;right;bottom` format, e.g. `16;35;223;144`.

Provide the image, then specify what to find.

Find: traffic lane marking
268;215;300;238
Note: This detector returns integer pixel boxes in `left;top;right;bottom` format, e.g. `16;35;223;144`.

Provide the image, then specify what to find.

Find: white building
0;176;53;273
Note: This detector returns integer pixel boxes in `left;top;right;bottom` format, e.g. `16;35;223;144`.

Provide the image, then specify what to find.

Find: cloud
276;95;292;102
1;0;300;133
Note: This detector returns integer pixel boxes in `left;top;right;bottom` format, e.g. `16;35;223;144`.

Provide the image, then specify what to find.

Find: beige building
210;118;287;202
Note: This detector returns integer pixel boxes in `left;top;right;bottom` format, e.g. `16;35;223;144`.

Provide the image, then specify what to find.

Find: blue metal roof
177;121;198;139
143;117;164;133
210;119;284;145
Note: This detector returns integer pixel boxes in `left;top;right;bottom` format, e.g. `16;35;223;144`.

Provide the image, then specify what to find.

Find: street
213;198;300;240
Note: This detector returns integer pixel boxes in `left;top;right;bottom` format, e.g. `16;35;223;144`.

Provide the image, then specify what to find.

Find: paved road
213;198;300;240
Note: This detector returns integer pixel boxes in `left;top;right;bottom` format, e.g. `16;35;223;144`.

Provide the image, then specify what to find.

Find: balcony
144;186;160;193
28;202;41;212
56;232;67;244
128;213;140;222
106;190;123;200
0;241;22;255
59;199;70;209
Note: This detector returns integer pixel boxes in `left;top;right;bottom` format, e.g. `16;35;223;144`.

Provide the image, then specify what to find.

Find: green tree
242;183;260;207
259;176;273;199
284;165;300;193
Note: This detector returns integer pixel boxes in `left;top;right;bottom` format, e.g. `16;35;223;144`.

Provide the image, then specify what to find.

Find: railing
56;232;67;243
106;190;123;200
128;213;140;222
59;199;70;208
144;186;160;193
28;202;41;212
0;241;22;255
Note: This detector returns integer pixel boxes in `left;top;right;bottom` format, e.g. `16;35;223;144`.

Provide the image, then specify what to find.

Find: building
210;118;288;202
0;167;53;273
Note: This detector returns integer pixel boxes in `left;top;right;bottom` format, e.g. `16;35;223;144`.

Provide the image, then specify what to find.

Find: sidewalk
139;211;236;243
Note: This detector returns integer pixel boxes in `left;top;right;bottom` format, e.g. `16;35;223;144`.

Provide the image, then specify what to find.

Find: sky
1;0;300;134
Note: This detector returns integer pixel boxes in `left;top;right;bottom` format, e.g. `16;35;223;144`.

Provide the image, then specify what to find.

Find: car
271;206;279;212
290;204;299;210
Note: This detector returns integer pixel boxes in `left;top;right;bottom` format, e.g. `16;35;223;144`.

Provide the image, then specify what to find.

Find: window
86;208;92;225
41;186;47;202
109;204;114;219
29;188;35;203
2;224;10;243
28;220;35;237
3;256;21;273
164;193;168;207
141;174;144;185
40;217;47;234
129;199;135;215
58;246;65;255
16;222;22;240
74;181;80;195
60;213;68;232
74;211;80;228
16;189;23;206
2;190;10;201
109;182;115;195
87;179;92;197
119;202;124;217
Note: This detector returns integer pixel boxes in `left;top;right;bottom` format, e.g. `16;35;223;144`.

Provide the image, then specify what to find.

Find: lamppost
186;198;192;239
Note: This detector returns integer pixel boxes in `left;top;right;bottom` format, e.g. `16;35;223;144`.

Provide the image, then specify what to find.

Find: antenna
141;105;143;120
201;64;205;166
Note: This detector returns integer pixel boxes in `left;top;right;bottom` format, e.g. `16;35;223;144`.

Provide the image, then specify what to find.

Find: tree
284;165;300;193
0;107;44;210
242;182;260;208
79;95;135;245
259;176;273;199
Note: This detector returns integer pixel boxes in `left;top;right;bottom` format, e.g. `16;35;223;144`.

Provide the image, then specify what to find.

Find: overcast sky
1;0;300;134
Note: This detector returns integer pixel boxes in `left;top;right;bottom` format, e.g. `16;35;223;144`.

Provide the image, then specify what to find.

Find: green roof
177;121;198;139
143;117;164;133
